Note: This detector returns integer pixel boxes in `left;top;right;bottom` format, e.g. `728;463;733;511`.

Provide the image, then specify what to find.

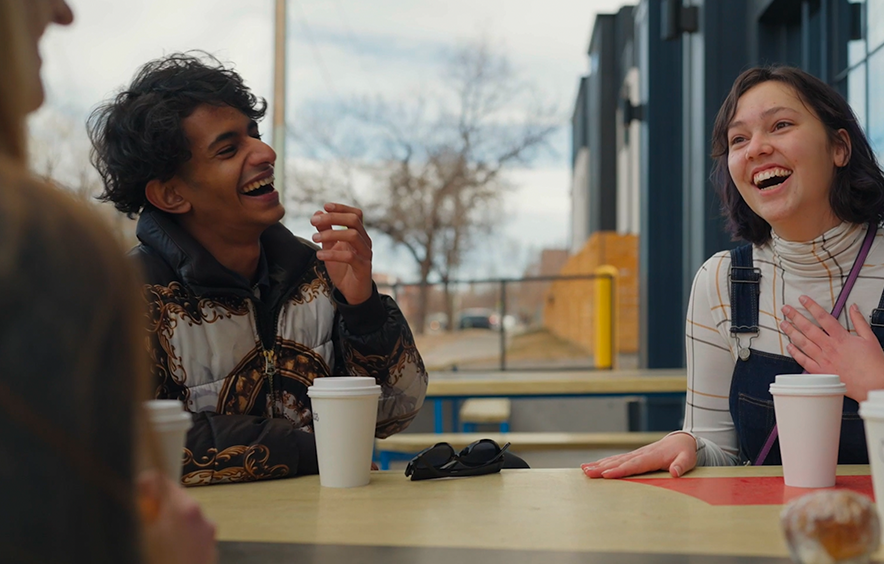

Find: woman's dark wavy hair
711;65;884;245
88;51;267;217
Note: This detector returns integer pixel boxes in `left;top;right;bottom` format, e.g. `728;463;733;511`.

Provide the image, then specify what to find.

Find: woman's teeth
753;168;792;189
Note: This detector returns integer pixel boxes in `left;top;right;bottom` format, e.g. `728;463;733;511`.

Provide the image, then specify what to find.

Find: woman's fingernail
672;465;682;477
799;295;808;305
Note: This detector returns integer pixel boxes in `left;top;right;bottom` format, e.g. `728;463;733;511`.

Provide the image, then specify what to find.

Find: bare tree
291;37;558;333
28;108;137;246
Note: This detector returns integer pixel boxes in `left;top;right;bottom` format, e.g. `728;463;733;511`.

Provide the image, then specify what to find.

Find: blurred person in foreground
0;1;215;562
88;52;428;486
584;66;884;479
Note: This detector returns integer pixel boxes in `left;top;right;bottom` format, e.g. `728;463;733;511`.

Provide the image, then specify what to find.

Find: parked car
457;308;500;330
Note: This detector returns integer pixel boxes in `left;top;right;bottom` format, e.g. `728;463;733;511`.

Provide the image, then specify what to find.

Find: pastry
781;489;880;564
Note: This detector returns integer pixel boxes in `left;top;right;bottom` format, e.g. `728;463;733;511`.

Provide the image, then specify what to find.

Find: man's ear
834;128;852;168
145;178;191;215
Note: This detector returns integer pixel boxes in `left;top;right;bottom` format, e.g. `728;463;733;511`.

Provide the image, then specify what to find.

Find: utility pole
273;0;287;209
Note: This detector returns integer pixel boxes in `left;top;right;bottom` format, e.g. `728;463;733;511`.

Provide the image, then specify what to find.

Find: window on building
848;62;867;130
868;49;884;154
849;0;867;67
868;0;884;52
840;0;884;160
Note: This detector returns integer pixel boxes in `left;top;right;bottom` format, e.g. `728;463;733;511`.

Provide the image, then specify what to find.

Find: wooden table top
426;368;687;397
191;465;879;561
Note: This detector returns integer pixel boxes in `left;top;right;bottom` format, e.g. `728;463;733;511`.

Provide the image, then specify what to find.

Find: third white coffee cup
860;389;884;532
144;399;193;482
307;376;381;488
769;374;846;488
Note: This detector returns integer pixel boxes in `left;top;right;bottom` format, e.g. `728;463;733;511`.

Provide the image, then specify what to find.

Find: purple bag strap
754;222;878;466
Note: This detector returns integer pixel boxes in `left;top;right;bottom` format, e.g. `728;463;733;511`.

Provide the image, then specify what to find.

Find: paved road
420;329;510;370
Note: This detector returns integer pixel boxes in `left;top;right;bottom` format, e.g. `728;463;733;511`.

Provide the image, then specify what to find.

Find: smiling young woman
724;80;848;242
582;66;884;480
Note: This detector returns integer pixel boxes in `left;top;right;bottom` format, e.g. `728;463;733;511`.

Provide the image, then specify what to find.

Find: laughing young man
88;53;427;485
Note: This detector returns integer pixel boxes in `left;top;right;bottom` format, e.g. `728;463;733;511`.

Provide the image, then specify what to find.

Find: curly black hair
88;52;267;217
710;66;884;245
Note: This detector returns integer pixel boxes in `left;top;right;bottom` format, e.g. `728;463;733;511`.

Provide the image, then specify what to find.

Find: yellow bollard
594;265;619;369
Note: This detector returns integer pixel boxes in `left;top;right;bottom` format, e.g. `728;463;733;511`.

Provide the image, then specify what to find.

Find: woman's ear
145;179;191;215
833;128;852;168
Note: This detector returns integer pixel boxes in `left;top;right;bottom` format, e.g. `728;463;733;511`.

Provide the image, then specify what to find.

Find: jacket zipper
252;256;325;418
263;348;277;417
248;299;280;418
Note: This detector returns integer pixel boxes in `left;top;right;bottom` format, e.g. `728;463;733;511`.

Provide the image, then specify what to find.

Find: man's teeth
242;175;275;193
753;167;792;188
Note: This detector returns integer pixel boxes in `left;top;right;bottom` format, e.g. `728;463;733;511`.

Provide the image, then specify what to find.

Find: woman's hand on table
581;433;698;479
780;296;884;402
138;470;218;564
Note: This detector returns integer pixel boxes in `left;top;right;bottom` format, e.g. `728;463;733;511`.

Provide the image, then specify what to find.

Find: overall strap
729;244;761;361
755;222;878;466
870;284;884;346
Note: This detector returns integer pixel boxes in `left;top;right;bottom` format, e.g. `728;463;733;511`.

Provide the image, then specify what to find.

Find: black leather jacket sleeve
180;412;318;486
331;286;429;438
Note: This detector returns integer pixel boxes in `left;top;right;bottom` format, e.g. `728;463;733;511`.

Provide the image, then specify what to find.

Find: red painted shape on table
626;475;873;506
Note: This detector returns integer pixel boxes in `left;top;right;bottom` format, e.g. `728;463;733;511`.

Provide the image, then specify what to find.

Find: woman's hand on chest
780;296;884;402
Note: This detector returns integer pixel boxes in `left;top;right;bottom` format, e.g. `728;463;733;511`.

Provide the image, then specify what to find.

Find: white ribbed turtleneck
683;221;884;466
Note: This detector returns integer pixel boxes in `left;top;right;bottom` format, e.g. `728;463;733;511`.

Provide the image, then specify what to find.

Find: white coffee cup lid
144;399;187;417
769;374;846;396
308;377;380;399
860;390;884;419
310;377;378;389
865;390;884;403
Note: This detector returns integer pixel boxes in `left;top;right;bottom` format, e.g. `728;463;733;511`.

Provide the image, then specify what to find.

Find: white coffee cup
144;399;193;481
860;390;884;532
769;374;846;488
307;377;381;488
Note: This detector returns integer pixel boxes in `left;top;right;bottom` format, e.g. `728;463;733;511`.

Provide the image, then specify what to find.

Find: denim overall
727;243;884;465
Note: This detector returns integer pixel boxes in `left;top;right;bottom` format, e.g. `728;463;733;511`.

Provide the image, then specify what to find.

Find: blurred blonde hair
0;4;173;564
0;0;30;162
0;156;149;562
0;2;153;562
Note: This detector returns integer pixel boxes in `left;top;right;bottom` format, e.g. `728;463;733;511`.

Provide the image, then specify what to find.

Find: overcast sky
35;0;628;280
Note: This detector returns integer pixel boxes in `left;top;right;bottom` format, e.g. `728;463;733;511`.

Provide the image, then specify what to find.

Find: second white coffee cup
769;374;846;488
307;377;381;488
144;399;193;482
860;390;884;534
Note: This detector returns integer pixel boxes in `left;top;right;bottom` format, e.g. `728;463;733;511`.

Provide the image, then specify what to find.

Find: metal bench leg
451;399;460;432
500;421;510;432
433;399;444;433
380;451;392;471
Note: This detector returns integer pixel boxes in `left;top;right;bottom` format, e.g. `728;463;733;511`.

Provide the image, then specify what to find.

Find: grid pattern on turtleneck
682;222;884;466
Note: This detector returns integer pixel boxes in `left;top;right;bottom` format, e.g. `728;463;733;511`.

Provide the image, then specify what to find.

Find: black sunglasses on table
404;439;511;481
